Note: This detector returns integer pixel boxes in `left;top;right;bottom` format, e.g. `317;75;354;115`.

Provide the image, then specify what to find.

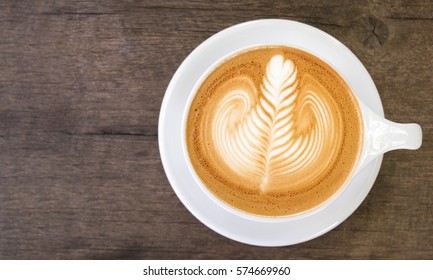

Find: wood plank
1;0;432;259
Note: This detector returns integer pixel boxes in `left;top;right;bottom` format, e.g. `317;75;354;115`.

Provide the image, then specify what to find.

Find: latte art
212;55;338;192
186;46;362;216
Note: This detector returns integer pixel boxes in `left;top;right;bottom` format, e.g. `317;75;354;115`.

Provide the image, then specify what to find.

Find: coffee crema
186;46;363;216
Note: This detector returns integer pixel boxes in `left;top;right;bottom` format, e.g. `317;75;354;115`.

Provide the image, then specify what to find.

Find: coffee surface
186;46;363;216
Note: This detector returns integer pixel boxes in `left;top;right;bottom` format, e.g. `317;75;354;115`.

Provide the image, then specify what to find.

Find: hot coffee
186;46;363;216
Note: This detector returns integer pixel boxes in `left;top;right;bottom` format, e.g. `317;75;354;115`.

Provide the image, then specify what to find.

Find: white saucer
159;19;384;246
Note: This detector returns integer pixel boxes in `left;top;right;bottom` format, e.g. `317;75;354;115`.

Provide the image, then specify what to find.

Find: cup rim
180;43;366;223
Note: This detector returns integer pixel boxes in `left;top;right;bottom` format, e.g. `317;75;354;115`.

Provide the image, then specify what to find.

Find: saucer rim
158;19;384;246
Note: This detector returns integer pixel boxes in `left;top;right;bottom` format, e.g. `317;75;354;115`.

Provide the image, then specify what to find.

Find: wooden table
1;0;432;259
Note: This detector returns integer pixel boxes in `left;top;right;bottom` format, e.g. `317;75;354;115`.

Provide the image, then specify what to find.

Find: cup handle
357;104;422;172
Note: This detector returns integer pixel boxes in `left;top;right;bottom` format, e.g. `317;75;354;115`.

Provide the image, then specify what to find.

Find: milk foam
212;55;336;192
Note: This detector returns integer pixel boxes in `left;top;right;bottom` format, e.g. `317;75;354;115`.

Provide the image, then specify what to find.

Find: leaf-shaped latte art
212;55;336;192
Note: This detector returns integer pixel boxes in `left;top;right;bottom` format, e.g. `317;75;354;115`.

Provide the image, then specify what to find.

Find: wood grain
0;0;432;259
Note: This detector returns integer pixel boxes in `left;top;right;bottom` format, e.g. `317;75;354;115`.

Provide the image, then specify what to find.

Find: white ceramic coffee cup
179;23;422;223
159;19;423;245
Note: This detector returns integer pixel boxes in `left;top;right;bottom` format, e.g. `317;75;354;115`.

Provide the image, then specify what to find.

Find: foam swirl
212;55;336;192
